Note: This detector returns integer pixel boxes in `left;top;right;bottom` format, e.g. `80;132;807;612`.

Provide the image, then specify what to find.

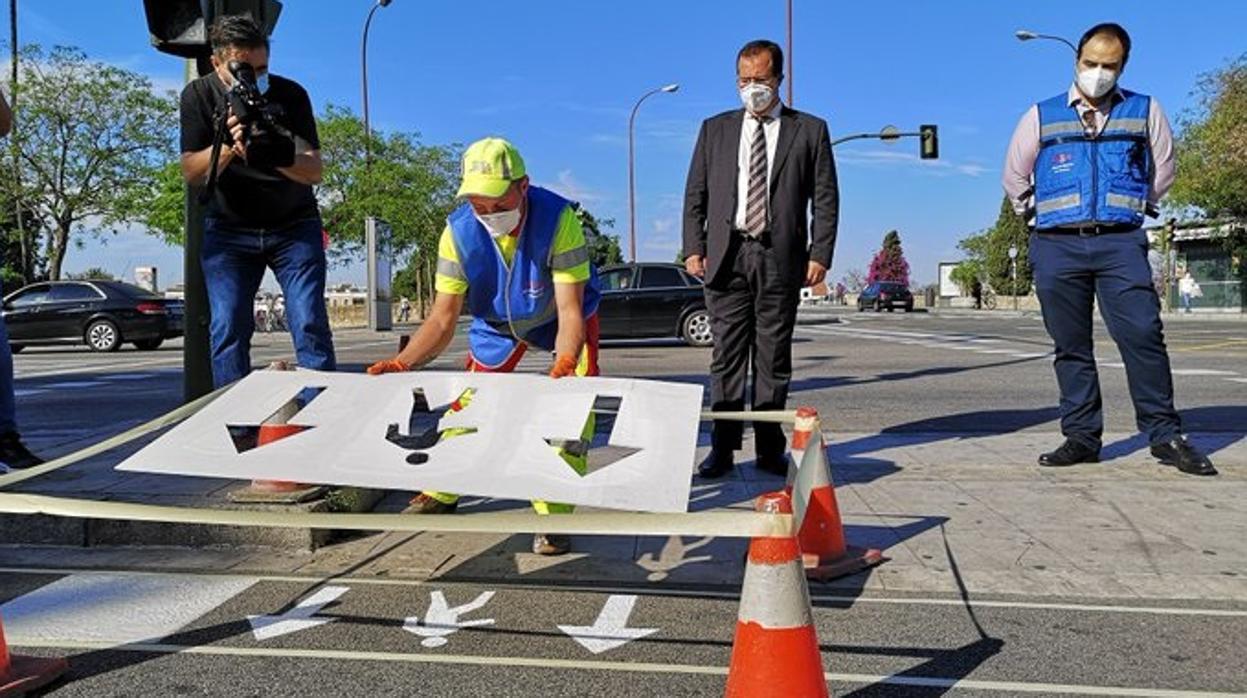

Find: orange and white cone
788;408;886;582
0;611;67;696
248;422;315;493
726;491;828;698
784;407;820;488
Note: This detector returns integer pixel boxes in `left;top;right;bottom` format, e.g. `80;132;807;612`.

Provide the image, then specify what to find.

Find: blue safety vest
446;186;600;368
1033;89;1152;229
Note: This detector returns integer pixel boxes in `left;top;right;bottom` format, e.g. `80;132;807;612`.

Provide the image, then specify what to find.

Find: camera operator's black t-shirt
180;72;321;229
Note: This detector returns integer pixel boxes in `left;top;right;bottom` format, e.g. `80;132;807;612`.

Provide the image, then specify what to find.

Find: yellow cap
456;137;527;198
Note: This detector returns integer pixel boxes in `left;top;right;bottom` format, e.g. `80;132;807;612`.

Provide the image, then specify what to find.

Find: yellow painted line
1171;339;1247;353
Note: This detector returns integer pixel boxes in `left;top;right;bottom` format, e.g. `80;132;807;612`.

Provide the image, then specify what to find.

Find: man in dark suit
683;39;839;478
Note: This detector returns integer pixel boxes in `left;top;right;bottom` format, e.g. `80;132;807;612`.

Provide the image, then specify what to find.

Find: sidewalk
2;426;1243;603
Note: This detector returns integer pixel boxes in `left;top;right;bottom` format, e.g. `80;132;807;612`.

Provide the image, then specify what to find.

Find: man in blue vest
368;137;602;554
1003;23;1215;475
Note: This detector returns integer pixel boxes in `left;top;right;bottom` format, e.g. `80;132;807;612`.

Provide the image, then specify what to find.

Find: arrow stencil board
116;370;704;512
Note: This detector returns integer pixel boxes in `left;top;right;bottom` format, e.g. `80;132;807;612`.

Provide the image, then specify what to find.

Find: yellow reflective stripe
1040;121;1084;139
553;263;590;285
550;246;589;269
1106;193;1146;211
1036;193;1081;214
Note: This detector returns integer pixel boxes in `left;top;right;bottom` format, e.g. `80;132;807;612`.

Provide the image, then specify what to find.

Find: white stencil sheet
116;370;704;512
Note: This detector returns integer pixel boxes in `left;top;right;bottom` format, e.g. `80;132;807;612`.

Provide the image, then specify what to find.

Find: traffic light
143;0;282;58
919;124;939;160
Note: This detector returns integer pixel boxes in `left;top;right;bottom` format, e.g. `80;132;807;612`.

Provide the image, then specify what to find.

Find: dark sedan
857;281;914;312
3;280;184;352
597;263;712;346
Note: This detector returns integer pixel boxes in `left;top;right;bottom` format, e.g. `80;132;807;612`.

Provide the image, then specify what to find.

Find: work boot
402;493;458;515
532;534;570;556
1150;437;1217;476
0;431;44;472
1037;439;1100;467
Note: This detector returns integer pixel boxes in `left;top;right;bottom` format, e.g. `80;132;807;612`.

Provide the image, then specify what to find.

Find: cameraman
179;15;335;387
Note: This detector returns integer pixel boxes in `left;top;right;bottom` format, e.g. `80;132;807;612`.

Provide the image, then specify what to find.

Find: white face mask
475;208;522;238
1076;66;1118;99
739;82;776;114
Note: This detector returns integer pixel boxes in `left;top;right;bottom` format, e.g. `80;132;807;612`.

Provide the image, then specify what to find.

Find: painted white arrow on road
247;585;348;641
557;594;658;654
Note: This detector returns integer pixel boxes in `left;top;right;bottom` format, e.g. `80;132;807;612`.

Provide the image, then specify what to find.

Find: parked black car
597;263;712;346
3;280;184;352
857;281;914;312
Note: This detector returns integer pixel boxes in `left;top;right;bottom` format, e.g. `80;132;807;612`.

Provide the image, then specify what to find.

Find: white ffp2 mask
1077;67;1118;99
739;83;776;114
475;208;522;238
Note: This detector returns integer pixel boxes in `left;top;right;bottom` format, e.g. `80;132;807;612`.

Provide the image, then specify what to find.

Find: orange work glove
549;353;578;378
367;358;410;375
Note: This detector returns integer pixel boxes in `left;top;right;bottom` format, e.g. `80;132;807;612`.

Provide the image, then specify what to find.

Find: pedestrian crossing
13;369;179;398
798;322;1247;387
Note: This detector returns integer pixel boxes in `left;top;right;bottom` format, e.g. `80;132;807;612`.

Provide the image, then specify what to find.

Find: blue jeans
0;281;15;434
1030;229;1181;447
201;217;336;388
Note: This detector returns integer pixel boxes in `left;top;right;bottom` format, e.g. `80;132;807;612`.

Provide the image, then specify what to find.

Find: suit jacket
682;106;839;290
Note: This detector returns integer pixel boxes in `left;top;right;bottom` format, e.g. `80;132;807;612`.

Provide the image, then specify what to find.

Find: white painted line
42;381;105;389
106;373;171;381
1;567;1242;619
7;640;1242;697
1227;378;1247;384
975;349;1017;355
1100;361;1125;368
13;389;47;397
0;572;257;646
1010;352;1051;359
15;356;183;379
1170;369;1239;377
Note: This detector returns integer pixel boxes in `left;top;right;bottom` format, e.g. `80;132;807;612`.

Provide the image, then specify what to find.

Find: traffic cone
788;410;886;582
247;423;317;495
784;407;820;488
0;612;67;696
726;491;828;698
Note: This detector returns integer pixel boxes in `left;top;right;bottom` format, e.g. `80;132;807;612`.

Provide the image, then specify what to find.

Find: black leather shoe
1038;439;1100;467
697;450;734;479
1150;437;1217;476
755;454;790;477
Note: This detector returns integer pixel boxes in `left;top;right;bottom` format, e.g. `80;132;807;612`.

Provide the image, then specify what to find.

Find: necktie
745;116;770;236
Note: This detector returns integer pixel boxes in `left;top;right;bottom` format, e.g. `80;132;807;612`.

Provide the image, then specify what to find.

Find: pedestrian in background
1002;23;1215;475
0;88;44;472
1179;270;1200;313
398;296;412;323
683;39;839;479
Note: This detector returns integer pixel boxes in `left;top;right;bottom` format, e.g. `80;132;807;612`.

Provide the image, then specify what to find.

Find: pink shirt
1001;84;1175;222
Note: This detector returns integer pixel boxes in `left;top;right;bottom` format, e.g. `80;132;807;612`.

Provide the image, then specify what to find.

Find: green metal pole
183;58;213;402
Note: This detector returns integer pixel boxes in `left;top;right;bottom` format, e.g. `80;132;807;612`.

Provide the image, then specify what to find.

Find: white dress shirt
734;101;783;231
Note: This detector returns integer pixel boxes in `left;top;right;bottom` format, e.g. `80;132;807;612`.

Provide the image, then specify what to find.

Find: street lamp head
1015;30;1039;41
661;83;680;93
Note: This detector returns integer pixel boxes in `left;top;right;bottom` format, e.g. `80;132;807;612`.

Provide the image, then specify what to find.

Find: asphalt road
4;571;1246;697
7;309;1247;696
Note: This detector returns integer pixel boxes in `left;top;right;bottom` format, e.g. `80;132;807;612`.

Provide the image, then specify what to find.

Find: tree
573;204;623;267
0;46;178;280
65;266;115;281
952;197;1033;296
841;268;865;293
866;230;911;286
1169;55;1247;219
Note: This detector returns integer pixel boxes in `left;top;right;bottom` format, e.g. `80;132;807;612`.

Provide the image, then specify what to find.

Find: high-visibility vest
1034;89;1152;229
446;186;600;368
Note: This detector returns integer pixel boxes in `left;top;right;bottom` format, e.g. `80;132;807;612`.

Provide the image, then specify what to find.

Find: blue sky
19;0;1247;288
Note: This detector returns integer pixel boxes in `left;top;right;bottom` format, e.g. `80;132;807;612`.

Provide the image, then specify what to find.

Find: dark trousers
201;217;337;388
704;236;800;458
1030;229;1181;447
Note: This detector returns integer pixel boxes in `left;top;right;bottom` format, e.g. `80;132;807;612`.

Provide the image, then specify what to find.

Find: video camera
225;60;296;170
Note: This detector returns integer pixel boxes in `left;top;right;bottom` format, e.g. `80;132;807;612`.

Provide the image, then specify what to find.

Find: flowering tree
866;230;911;286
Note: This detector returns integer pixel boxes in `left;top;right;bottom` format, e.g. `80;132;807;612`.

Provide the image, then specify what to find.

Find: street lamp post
1008;245;1019;311
1014;29;1077;54
361;0;393;170
627;83;679;262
